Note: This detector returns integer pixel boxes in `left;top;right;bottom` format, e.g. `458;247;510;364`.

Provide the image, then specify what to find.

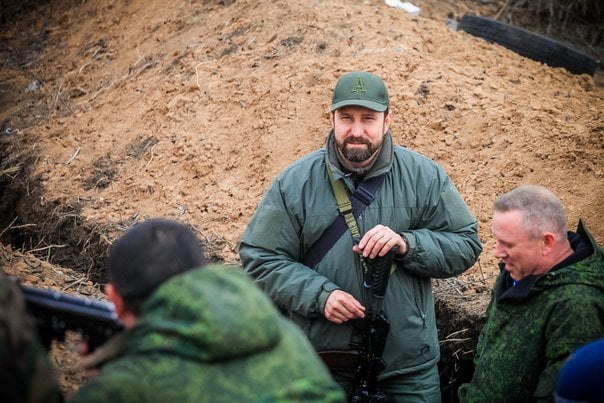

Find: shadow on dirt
435;282;489;403
0;140;113;282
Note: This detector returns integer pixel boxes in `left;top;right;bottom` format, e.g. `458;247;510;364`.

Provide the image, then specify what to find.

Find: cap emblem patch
352;77;367;94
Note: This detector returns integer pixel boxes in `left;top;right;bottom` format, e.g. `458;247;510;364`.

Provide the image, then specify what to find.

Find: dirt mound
1;0;602;399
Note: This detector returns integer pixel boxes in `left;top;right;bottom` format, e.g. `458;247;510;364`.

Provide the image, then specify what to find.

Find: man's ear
329;110;335;127
105;284;137;328
105;284;125;316
542;232;556;255
383;110;391;133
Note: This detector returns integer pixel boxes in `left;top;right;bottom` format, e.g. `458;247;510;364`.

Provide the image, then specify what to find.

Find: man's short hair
494;185;568;239
108;219;206;314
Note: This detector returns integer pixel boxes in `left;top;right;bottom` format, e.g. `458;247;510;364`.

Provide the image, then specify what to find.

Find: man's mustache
344;138;371;146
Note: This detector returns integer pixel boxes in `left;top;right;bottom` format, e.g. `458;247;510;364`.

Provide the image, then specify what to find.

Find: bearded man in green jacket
69;219;344;403
458;185;604;402
239;71;483;402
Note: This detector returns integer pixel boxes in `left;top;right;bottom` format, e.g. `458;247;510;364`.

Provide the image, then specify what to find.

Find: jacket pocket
391;264;427;327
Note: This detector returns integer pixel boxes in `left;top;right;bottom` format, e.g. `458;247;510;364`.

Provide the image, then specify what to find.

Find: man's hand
352;224;407;259
78;339;101;379
324;289;365;324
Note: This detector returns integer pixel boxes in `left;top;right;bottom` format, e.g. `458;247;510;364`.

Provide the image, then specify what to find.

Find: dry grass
499;0;603;58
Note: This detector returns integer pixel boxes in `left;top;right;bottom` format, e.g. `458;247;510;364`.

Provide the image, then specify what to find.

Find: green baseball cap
330;71;389;112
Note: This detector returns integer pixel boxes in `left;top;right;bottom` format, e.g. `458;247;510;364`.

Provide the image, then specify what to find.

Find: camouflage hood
128;265;283;362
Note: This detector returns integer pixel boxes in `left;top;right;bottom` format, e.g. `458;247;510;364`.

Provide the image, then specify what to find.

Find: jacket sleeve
397;165;483;278
533;286;604;400
239;176;339;318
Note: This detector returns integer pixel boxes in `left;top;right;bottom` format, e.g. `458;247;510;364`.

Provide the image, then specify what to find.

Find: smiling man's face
330;105;390;169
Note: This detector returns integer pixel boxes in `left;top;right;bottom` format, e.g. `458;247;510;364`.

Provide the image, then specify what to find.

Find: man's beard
338;137;376;163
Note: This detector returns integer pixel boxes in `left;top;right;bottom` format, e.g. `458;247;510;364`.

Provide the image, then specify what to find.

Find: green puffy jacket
240;132;482;378
458;220;604;402
69;266;345;403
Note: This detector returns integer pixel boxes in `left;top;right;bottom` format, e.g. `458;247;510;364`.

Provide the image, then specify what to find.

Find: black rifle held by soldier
18;282;124;352
319;247;396;402
349;247;396;402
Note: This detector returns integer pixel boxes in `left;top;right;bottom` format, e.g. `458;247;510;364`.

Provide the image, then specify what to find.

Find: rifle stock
20;284;124;352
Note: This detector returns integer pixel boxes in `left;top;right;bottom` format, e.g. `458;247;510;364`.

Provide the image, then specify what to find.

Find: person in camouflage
458;185;604;402
0;271;63;403
69;219;344;403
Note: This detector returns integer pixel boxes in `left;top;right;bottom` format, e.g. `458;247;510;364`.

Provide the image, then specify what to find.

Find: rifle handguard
366;249;396;299
364;246;397;315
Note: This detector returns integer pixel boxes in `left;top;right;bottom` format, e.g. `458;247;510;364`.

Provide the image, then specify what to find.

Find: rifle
20;283;124;352
319;248;396;402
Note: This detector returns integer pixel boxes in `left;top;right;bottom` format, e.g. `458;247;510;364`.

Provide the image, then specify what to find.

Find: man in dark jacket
240;71;483;402
0;271;62;403
69;219;344;403
458;185;604;402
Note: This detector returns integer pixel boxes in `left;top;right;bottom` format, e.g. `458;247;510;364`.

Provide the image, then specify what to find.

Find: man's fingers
356;225;402;258
324;290;365;323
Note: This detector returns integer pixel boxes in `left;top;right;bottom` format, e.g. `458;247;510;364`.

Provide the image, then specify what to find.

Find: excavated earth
1;0;602;400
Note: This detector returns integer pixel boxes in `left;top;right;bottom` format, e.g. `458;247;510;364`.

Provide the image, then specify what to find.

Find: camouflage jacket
69;265;345;403
458;220;604;403
0;273;63;403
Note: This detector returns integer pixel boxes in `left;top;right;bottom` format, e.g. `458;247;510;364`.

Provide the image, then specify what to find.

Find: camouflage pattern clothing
0;272;63;403
458;220;604;402
69;265;345;403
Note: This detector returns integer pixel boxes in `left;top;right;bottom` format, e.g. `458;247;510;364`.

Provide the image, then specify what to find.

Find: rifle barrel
20;284;124;350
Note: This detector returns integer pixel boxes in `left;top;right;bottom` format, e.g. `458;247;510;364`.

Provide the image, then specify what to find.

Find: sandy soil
1;0;602;399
